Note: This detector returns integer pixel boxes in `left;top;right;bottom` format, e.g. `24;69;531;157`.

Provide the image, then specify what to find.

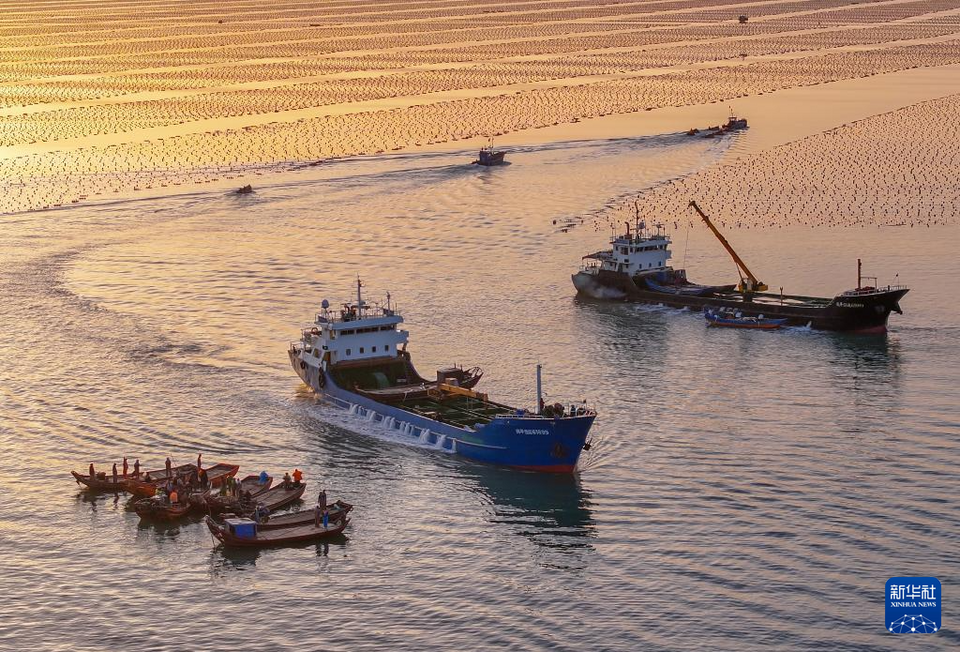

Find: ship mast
356;276;364;317
688;200;768;293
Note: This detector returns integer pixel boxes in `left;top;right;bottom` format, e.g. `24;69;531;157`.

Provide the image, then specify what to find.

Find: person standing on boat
282;472;292;489
196;452;202;471
318;489;329;528
112;463;118;485
122;457;128;478
165;457;172;479
89;463;95;480
292;468;303;486
258;470;268;485
133;458;140;479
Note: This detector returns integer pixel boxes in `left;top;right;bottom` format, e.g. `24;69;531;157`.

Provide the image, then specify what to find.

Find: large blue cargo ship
289;281;596;472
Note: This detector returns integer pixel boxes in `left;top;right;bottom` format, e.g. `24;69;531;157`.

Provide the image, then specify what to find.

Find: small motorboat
255;501;353;529
205;515;348;548
705;309;788;330
236;184;254;194
240;481;307;515
474;139;506;166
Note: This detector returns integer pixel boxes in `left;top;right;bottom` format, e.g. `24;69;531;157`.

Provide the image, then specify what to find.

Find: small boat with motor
242;481;306;514
474;139;506;166
190;473;273;513
205;515;349;548
121;462;239;498
705;308;788;330
289;280;597;472
692;113;748;138
254;501;353;529
572;200;908;333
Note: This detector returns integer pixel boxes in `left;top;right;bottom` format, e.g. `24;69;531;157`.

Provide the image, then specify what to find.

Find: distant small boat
695;114;748;138
705;308;788;330
236;184;254;194
474;140;506;166
205;515;349;547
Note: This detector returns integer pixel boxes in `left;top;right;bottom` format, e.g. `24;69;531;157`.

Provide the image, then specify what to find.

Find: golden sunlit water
1;1;959;650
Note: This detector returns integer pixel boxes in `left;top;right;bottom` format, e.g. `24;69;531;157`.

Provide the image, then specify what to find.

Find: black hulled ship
571;201;908;333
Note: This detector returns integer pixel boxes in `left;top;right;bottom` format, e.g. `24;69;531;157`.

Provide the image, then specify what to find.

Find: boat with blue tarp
289;280;596;472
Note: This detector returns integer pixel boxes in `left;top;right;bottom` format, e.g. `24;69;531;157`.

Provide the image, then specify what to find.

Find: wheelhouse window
345;348;351;356
359;347;365;354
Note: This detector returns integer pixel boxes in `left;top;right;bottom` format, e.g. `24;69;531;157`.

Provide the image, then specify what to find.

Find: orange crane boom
688;200;768;293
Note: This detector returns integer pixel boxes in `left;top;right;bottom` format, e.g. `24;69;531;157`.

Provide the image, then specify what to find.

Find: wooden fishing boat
133;495;193;521
118;462;196;496
193;474;273;513
255;501;353;529
205;515;348;548
248;482;307;513
200;462;241;487
121;462;239;498
71;470;126;492
705;308;788;330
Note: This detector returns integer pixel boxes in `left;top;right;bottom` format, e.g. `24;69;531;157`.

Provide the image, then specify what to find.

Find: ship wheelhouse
581;223;672;276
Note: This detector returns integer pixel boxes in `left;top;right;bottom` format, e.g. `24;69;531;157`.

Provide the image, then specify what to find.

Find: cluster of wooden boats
72;459;352;549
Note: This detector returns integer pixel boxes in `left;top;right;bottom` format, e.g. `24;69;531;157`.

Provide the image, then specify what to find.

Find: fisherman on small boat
133;458;140;478
89;463;95;480
112;463;118;485
165;457;172;479
292;468;303;486
282;472;292;489
197;452;202;471
258;470;269;485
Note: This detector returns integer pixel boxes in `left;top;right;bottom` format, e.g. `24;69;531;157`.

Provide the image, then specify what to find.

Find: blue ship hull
292;354;595;472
